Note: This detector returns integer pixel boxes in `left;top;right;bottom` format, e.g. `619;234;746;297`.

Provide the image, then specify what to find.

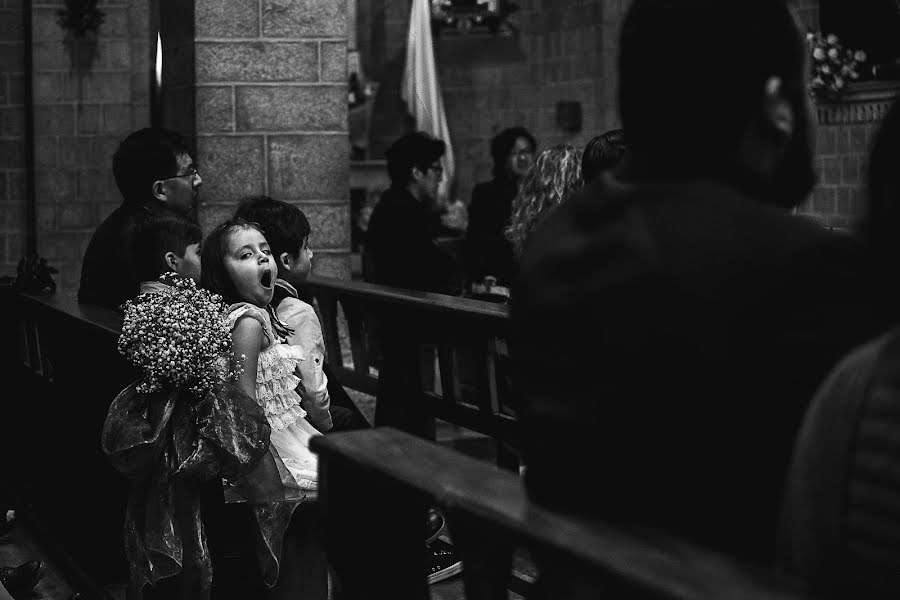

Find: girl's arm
232;316;264;401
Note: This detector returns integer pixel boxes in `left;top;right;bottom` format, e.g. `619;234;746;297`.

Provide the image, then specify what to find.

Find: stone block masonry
358;0;629;207
11;0;153;291
0;0;25;276
187;0;350;280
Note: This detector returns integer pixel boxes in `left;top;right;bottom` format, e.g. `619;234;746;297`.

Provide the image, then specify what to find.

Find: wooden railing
1;287;813;599
0;288;133;593
300;276;519;467
311;427;810;600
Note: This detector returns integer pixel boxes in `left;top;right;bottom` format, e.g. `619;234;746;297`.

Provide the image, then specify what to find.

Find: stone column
164;0;351;279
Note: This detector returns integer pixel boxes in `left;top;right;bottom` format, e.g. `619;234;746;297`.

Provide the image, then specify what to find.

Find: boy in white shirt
234;196;369;431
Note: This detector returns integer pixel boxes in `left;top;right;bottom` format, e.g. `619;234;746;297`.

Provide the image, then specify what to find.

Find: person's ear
411;166;425;184
279;251;293;271
163;251;179;272
762;76;794;142
152;180;168;202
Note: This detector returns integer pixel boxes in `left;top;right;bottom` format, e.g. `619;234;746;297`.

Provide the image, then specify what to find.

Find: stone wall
32;0;150;291
171;0;351;279
357;0;895;229
357;0;629;205
0;0;350;285
0;0;150;288
0;0;27;278
791;2;899;229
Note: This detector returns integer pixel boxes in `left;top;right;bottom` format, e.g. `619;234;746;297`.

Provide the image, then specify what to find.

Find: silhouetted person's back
511;0;892;566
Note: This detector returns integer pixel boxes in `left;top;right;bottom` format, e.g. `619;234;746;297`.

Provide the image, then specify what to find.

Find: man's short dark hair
113;128;191;206
619;0;805;176
491;127;536;179
132;214;202;283
233;195;311;264
582;129;627;184
385;131;446;186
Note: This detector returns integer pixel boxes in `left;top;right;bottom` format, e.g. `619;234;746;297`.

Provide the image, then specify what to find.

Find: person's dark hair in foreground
510;0;891;570
581;129;627;184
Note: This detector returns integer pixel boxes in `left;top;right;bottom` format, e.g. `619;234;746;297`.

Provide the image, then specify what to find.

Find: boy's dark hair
385;131;446;186
619;0;805;177
582;129;627;184
113;128;191;207
233;195;310;266
132;214;202;283
490;127;537;179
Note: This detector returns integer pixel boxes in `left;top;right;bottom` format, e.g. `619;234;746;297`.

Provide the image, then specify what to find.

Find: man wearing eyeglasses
78;127;203;309
364;130;461;296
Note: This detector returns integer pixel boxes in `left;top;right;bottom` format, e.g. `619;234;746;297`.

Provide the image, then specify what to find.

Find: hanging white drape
402;0;455;202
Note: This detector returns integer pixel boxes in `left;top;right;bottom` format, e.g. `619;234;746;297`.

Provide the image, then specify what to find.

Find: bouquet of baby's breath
118;273;240;397
807;31;867;102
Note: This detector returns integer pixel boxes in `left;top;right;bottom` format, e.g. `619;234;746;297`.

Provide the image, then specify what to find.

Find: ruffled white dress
228;303;320;492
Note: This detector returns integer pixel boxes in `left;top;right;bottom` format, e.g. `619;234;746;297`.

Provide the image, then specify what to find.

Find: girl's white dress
228;303;320;493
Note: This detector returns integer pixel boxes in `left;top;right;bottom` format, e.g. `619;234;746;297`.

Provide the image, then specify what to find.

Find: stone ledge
816;81;900;125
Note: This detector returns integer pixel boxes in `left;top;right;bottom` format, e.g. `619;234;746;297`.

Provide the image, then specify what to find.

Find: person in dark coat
364;131;462;296
364;131;462;436
511;0;893;569
78;128;202;310
465;127;536;289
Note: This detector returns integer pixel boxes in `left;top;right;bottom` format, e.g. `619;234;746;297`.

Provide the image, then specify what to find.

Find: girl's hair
200;218;293;337
505;144;583;258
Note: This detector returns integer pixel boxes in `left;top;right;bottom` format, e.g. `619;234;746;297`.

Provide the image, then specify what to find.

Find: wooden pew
301;276;520;467
311;427;811;600
0;289;134;593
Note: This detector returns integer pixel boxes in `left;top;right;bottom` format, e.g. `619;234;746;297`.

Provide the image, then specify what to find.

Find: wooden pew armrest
311;428;809;599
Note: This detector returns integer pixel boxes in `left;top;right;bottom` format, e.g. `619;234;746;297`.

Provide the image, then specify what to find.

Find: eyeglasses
160;166;199;181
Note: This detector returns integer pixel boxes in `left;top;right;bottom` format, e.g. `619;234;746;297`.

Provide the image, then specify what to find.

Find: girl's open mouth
260;270;272;288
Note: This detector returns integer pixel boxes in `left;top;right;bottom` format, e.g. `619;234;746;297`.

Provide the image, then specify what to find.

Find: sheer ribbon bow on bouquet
101;273;303;596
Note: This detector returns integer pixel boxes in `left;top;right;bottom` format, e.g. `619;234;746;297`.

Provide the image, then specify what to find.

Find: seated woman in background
470;144;583;302
465;127;537;292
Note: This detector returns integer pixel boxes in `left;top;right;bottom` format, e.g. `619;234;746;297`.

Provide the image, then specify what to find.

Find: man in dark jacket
364;132;463;437
78;128;202;309
511;0;892;567
364;131;461;296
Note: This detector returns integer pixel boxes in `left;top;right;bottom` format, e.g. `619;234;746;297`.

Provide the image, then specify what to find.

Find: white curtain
402;0;455;203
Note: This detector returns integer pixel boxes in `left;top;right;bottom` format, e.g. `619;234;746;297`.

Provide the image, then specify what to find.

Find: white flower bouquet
117;272;239;397
807;31;867;102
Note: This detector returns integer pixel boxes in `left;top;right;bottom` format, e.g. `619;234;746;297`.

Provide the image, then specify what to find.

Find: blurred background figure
465;127;537;292
581;128;627;184
776;97;900;598
506;144;584;264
